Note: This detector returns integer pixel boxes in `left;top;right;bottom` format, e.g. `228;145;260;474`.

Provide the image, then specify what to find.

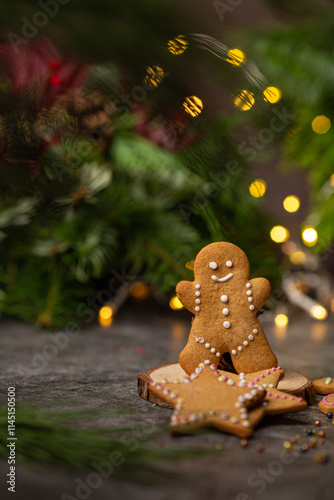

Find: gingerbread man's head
193;242;250;290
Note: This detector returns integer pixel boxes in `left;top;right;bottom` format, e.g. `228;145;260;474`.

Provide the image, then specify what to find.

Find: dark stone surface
0;303;334;500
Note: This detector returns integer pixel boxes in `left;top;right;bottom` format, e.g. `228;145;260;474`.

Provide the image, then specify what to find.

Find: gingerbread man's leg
229;325;277;374
179;320;226;375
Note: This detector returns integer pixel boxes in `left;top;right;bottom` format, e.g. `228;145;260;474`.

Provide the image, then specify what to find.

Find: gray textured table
0;302;333;500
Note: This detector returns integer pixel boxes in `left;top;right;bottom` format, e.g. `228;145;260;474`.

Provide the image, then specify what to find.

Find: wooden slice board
138;362;313;408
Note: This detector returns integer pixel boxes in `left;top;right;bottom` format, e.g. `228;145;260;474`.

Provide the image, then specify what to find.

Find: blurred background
0;0;334;331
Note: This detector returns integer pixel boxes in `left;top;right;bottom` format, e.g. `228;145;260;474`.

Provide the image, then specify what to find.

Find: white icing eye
226;261;233;268
209;262;218;269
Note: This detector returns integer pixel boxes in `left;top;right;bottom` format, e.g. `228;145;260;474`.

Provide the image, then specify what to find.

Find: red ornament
49;74;62;86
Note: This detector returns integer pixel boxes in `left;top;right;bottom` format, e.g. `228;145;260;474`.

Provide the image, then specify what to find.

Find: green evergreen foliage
242;8;334;252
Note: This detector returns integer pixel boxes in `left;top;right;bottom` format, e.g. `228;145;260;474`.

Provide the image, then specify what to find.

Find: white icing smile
211;273;233;283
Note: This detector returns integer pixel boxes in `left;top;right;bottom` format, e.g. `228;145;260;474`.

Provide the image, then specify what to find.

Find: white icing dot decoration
232;349;237;355
221;295;228;303
243;341;249;346
238;346;243;351
195;306;200;312
248;297;253;303
195;284;200;289
246;283;251;288
209;262;218;269
226;260;233;267
248;335;254;341
204;360;210;365
223;321;231;328
205;342;210;349
247;290;252;296
253;328;258;334
249;305;255;311
195;299;201;304
222;308;229;316
210;347;216;354
216;352;221;357
195;291;201;297
227;379;235;386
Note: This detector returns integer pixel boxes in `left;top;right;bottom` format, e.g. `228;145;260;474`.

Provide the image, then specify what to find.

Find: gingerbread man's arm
176;281;197;314
249;278;271;311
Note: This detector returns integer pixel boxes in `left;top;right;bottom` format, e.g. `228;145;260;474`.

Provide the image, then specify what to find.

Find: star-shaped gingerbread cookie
149;362;266;438
219;367;308;427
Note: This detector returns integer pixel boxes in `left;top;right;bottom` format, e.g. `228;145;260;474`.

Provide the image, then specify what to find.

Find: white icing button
249;305;255;311
247;290;252;296
248;297;253;303
209;262;217;269
216;352;221;357
223;321;231;328
205;343;210;349
253;328;258;334
246;283;251;288
226;260;233;267
195;306;200;312
248;335;254;341
243;341;249;346
231;349;237;356
221;295;228;303
195;284;201;289
238;346;243;351
222;308;229;316
195;299;201;304
210;347;216;354
195;291;201;296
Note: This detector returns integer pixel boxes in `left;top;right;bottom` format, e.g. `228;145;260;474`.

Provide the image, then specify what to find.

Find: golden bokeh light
183;95;203;117
275;314;289;328
99;306;113;320
185;260;194;270
302;226;318;247
331;298;334;312
233;90;255;111
330;174;334;187
312;115;331;134
289;251;307;265
226;48;246;66
283;195;300;213
169;295;184;310
263;86;282;104
311;305;328;321
167;35;188;55
249;179;267;198
144;66;165;88
270;226;289;243
130;281;150;300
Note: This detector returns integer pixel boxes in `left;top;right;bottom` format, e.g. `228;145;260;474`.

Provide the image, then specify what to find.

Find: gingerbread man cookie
177;242;277;375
